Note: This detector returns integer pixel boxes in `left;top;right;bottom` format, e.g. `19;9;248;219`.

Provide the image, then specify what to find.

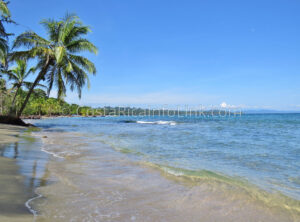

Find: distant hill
243;109;300;114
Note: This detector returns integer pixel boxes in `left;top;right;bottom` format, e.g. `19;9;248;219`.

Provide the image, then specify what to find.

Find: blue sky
6;0;300;110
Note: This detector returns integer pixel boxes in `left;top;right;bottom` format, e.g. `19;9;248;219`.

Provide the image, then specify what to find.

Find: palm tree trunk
16;74;42;117
9;86;20;115
17;59;50;118
11;87;19;107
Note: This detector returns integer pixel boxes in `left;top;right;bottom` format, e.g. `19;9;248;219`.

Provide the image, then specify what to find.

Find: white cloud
220;102;238;109
220;102;227;108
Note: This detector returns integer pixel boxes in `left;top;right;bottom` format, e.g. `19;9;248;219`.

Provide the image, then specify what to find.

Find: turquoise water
32;114;300;201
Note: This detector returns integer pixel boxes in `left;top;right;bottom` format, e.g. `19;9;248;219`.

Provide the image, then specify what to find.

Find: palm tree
0;0;11;73
5;60;45;114
11;13;97;117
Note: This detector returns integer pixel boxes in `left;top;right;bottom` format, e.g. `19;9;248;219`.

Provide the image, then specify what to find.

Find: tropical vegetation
0;1;98;118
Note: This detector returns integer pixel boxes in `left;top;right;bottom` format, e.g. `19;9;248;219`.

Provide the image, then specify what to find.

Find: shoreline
31;124;299;221
143;162;300;216
1;121;299;221
0;123;50;222
0;124;34;222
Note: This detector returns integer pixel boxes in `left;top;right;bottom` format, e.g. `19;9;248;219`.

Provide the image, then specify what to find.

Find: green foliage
0;0;13;70
1;77;97;117
4;87;86;116
11;13;98;117
0;78;12;114
2;59;46;115
0;4;98;117
0;1;10;18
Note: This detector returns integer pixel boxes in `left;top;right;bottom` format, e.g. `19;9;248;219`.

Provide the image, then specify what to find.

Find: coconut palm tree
0;0;11;73
5;60;45;114
11;13;97;117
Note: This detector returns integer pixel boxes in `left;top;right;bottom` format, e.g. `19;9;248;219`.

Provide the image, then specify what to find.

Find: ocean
19;113;300;221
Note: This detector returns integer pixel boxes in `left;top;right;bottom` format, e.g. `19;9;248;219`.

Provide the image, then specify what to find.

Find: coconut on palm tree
11;13;97;117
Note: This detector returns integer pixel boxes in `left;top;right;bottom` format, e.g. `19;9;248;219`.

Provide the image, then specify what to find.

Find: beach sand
0;124;25;144
0;124;33;222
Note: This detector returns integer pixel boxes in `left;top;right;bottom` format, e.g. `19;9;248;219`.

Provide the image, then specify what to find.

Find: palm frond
45;65;56;96
0;21;7;37
0;37;7;62
64;25;91;44
4;69;18;81
68;54;96;74
13;31;50;49
25;66;37;79
10;47;53;61
23;81;47;90
0;1;10;18
62;13;79;24
63;60;90;98
40;18;60;42
67;38;98;54
59;17;77;43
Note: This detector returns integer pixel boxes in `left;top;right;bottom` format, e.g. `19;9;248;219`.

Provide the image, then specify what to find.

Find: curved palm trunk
17;59;50;118
9;86;20;115
9;86;21;116
16;74;42;117
11;87;19;107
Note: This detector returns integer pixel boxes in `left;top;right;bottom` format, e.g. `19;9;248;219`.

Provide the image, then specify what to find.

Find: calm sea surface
32;113;300;201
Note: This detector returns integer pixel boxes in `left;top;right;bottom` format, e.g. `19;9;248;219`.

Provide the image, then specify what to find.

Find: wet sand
0;157;34;222
0;124;51;222
0;124;25;144
0;124;33;222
